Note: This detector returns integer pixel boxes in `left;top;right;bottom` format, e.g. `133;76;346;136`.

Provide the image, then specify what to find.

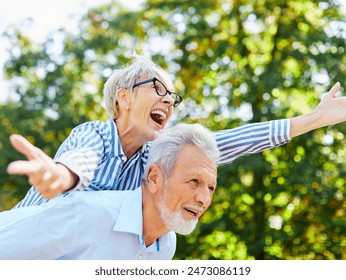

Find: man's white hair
143;123;220;181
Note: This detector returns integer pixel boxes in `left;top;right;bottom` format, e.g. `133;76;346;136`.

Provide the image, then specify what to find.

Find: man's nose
195;186;212;207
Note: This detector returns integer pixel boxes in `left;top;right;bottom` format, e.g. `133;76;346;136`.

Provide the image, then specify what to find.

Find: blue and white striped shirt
13;118;290;208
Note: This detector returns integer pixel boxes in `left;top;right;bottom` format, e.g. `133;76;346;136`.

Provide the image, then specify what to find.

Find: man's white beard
159;185;198;235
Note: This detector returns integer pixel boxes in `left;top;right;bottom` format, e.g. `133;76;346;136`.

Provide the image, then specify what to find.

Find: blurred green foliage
0;0;345;259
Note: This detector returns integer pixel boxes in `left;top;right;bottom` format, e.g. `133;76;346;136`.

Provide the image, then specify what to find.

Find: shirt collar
108;118;126;159
112;187;143;235
112;187;174;253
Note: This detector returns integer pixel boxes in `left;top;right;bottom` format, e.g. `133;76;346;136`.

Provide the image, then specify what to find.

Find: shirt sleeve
54;122;107;191
214;119;291;165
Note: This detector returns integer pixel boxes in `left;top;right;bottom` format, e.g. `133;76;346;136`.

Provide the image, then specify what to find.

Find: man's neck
142;190;168;247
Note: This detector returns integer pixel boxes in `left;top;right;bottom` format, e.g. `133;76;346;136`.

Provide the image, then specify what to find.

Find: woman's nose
161;93;174;106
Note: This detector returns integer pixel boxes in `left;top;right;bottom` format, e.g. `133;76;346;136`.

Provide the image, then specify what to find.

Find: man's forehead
174;146;217;177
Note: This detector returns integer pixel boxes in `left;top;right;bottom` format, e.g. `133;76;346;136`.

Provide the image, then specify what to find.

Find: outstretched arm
214;82;345;164
7;134;78;199
290;82;345;137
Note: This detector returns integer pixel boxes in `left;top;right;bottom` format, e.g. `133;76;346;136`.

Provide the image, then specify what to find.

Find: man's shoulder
62;190;130;209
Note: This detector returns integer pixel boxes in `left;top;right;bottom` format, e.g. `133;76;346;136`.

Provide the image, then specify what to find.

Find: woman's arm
215;82;345;164
290;82;345;137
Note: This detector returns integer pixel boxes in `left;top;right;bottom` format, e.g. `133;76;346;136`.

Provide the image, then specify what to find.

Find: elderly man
0;123;219;260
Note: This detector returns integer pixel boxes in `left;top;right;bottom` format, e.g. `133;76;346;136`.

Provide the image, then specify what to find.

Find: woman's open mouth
150;110;167;126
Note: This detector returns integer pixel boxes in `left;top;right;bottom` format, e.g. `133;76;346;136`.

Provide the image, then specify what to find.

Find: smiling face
158;144;217;235
123;71;176;142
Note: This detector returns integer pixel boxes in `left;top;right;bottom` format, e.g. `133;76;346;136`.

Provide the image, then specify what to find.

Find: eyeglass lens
153;79;181;106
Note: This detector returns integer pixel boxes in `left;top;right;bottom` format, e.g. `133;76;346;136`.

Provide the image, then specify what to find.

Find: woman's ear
115;88;131;111
146;164;163;193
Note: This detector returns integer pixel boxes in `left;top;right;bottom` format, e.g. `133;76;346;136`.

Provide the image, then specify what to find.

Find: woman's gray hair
143;123;220;182
103;55;169;119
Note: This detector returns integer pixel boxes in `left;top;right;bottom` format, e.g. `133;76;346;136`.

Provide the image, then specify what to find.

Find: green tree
1;0;345;259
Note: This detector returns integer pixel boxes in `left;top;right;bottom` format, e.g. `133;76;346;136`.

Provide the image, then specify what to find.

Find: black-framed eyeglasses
133;77;183;107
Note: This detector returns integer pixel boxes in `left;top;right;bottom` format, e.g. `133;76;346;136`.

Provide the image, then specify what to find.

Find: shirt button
138;254;143;260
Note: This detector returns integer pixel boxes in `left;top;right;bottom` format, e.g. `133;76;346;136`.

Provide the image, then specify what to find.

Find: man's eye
189;179;199;185
208;186;215;192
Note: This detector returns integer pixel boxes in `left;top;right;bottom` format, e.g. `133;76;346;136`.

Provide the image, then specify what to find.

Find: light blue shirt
14;118;290;207
0;188;176;260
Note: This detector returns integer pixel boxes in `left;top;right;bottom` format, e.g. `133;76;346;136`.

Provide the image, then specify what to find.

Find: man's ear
115;88;131;111
146;164;163;193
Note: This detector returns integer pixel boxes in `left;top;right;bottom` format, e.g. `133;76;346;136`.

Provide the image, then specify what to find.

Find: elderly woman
8;56;346;208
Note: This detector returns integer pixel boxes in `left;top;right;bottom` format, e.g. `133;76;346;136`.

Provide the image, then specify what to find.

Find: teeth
151;110;167;120
185;205;204;216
